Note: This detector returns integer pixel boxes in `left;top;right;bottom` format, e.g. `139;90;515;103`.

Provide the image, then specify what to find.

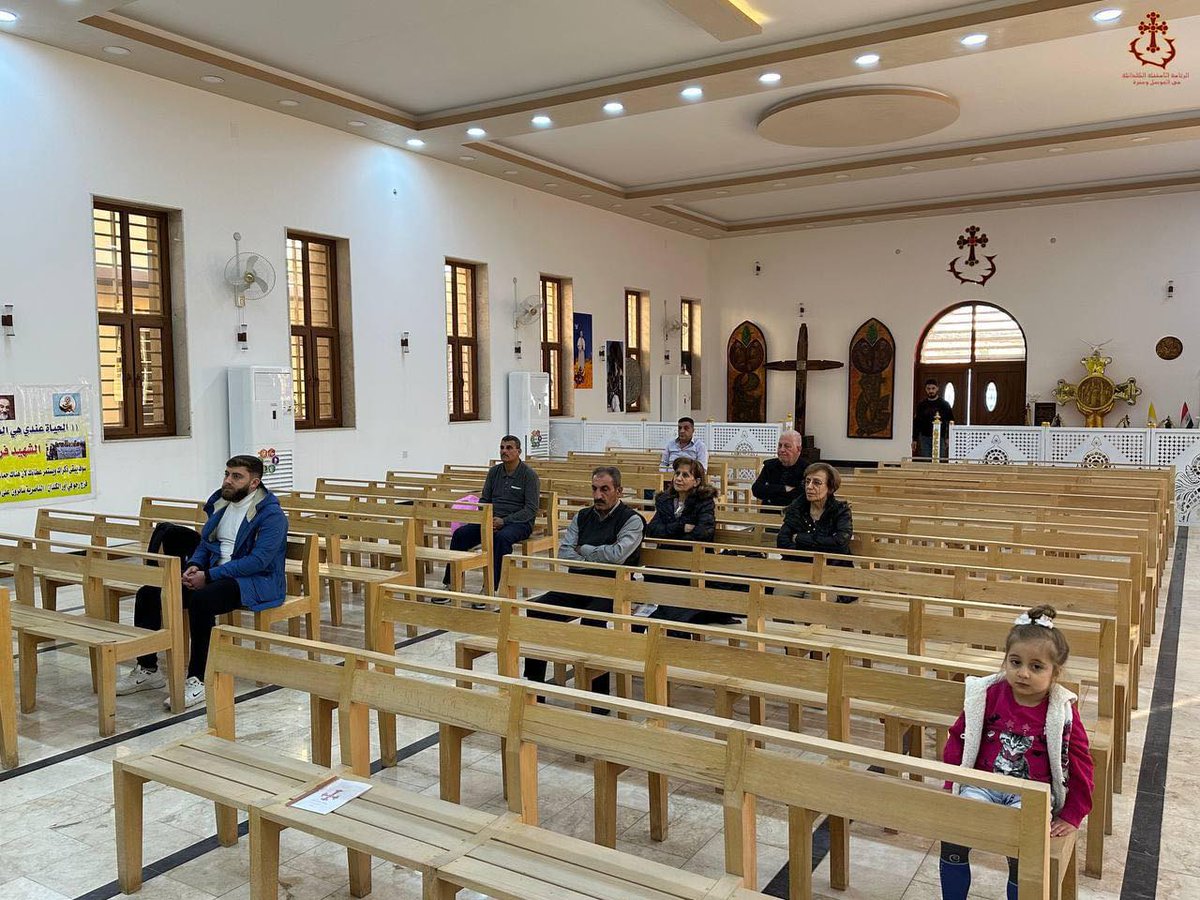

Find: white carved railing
549;419;782;458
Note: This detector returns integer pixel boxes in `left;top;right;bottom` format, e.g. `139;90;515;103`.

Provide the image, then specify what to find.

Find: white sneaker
115;665;165;696
164;676;205;710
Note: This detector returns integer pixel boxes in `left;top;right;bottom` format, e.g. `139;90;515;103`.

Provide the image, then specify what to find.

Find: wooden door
971;362;1027;426
914;365;968;426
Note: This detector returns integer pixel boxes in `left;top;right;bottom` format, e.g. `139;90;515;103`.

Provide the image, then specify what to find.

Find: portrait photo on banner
605;340;625;413
573;312;593;389
0;382;96;506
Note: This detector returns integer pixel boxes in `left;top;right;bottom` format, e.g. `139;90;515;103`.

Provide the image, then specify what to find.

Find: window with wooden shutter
93;202;177;438
286;233;344;428
446;260;479;422
624;289;647;412
540;275;566;416
680;298;702;409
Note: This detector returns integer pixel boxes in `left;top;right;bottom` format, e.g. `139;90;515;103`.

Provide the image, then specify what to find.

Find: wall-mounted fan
223;232;277;350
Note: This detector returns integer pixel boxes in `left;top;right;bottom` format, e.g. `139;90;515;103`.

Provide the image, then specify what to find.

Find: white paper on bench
290;778;372;814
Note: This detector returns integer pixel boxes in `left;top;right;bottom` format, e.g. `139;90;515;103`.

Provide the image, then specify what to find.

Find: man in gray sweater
445;434;541;590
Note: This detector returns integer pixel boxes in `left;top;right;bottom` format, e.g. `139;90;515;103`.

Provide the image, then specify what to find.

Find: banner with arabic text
0;382;95;507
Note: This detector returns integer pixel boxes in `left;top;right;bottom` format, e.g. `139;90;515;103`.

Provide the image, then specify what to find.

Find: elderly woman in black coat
777;462;855;601
642;458;738;625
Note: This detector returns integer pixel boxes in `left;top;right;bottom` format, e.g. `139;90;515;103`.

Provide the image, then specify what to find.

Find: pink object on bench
450;495;480;534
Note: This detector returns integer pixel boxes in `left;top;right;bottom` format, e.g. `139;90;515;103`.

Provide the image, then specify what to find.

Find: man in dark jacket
523;466;643;698
912;379;954;459
117;455;289;709
751;430;810;508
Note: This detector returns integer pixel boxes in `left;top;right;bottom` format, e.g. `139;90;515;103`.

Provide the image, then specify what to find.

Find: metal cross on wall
765;322;843;435
957;225;988;266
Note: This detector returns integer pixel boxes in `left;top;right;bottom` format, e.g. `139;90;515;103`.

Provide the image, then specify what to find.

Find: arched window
915;302;1026;426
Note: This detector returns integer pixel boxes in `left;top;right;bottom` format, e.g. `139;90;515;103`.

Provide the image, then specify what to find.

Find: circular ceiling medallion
1156;336;1183;360
756;86;959;148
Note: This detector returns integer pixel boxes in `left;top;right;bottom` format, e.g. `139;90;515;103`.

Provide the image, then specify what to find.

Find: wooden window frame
541;275;566;416
94;201;177;440
287;232;344;429
446;260;480;422
625;290;647;413
680;297;702;409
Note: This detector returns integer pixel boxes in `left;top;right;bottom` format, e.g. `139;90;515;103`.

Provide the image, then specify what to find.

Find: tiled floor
2;533;1195;899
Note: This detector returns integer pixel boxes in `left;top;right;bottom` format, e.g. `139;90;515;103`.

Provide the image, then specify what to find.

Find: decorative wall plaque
1156;336;1183;360
847;318;895;439
726;321;767;422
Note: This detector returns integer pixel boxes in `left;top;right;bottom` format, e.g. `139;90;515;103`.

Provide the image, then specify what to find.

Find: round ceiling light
603;101;624;114
466;127;487;138
1092;9;1122;23
278;99;300;107
1048;146;1065;153
103;46;132;56
459;155;476;161
503;169;519;175
406;138;426;148
759;72;782;84
854;53;880;67
347;120;367;127
680;86;704;100
0;10;18;24
960;33;988;47
531;114;553;127
200;75;225;84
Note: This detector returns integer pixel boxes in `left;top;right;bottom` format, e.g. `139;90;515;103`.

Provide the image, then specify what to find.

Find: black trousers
135;577;243;680
522;591;612;695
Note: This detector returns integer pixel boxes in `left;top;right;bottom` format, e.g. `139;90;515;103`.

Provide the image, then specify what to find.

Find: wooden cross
765;322;843;435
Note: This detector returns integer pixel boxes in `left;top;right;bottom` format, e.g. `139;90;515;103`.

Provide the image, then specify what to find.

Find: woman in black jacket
777;462;856;602
643;458;737;625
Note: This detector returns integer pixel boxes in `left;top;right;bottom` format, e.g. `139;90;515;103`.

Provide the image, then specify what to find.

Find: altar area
949;424;1200;524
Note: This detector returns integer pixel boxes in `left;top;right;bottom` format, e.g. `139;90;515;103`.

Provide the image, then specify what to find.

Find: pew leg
97;646;117;737
789;702;802;733
164;642;186;715
1061;841;1078;900
348;848;373;899
0;661;16;767
1113;687;1127;793
379;710;398;768
882;719;904;778
215;802;239;847
113;765;146;894
18;632;38;713
594;759;620;848
311;697;335;768
40;578;58;612
89;647;100;695
1084;749;1110;878
422;877;460;899
789;807;817;900
828;815;850;890
649;771;670;842
248;808;281;900
551;661;568;686
440;724;466;804
327;579;342;628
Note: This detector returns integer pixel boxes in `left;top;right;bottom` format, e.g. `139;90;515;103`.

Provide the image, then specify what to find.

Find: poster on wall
847;318;896;439
0;382;95;507
573;313;593;389
605;341;625;412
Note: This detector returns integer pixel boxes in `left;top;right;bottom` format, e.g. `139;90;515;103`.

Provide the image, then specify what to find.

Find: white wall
708;194;1200;461
0;35;709;532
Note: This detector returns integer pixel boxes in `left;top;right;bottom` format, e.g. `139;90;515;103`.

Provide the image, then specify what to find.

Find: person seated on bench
751;429;810;509
442;434;540;596
523;465;644;699
659;416;708;471
117;455;288;709
642;458;737;627
939;605;1094;900
776;462;855;603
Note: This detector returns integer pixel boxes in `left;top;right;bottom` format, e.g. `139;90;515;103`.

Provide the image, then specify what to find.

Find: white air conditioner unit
508;371;551;458
228;366;296;491
660;374;692;421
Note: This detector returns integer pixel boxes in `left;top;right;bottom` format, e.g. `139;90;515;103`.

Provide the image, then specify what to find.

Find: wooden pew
0;533;187;728
0;587;16;768
113;626;1068;900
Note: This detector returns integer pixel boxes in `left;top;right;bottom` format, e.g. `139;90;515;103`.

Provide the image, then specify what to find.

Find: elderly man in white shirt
659;416;708;471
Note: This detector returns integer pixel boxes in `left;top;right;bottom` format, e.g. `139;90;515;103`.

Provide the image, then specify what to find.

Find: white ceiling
9;0;1200;235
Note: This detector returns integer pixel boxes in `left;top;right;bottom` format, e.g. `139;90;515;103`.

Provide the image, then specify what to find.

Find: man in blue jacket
116;455;289;708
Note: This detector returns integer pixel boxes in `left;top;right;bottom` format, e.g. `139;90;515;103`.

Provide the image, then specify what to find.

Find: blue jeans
917;434;948;460
446;520;533;590
940;785;1021;898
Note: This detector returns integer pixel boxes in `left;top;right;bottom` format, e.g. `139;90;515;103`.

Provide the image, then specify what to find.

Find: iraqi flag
1183;403;1196;429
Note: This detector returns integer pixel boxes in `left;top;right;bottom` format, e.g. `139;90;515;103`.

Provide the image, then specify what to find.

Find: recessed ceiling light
466;127;487;138
972;156;989;162
459;155;476;161
503;169;519;175
103;46;131;56
612;203;623;209
1092;9;1122;24
531;114;553;127
1020;201;1033;206
835;174;851;180
0;10;18;24
692;227;702;232
715;190;730;195
603;101;624;114
759;72;782;84
347;120;367;128
1131;135;1149;142
1048;146;1065;153
680;86;704;100
854;218;865;223
406;138;426;148
662;197;675;203
901;165;917;171
804;224;815;229
1081;196;1095;200
580;193;593;199
855;53;880;67
544;182;558;188
774;182;788;188
960;33;988;47
1147;188;1160;194
278;99;300;107
200;75;225;84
